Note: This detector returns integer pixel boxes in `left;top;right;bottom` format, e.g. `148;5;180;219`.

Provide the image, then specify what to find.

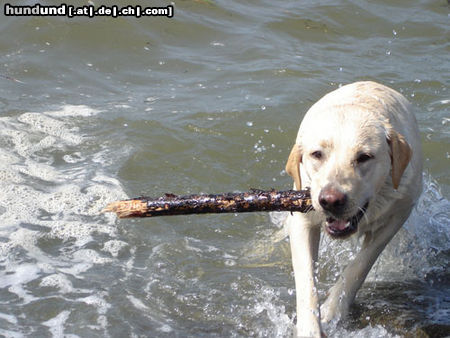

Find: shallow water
0;1;449;337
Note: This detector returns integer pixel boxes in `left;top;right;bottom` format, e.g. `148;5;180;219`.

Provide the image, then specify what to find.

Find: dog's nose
319;185;347;214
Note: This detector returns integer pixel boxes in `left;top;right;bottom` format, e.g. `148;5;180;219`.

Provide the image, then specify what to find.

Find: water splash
268;173;449;335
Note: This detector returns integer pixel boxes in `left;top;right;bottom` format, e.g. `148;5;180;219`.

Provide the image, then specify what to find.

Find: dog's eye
311;151;323;160
356;153;374;164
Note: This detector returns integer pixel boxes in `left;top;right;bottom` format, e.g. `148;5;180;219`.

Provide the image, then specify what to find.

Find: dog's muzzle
325;202;369;238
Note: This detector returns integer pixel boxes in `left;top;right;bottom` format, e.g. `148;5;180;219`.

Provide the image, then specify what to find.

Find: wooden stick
102;189;313;218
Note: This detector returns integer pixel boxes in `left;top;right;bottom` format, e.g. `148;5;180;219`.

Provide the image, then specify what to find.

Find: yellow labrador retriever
285;81;422;337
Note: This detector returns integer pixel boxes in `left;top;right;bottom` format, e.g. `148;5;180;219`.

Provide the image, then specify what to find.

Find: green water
0;1;449;337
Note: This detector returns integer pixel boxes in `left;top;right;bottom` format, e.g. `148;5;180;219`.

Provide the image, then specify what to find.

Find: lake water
0;1;449;337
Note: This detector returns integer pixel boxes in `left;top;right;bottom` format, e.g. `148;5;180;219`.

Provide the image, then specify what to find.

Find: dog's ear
286;144;302;190
387;129;412;189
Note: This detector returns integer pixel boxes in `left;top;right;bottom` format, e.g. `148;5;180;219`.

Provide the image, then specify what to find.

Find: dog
284;81;423;337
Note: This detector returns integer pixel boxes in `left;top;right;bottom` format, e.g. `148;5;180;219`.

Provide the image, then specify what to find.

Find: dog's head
286;106;412;238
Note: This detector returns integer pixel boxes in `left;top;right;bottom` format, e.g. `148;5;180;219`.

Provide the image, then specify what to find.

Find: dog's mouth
325;202;369;238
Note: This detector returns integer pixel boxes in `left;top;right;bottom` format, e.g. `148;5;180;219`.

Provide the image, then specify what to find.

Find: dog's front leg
288;213;321;337
321;215;406;323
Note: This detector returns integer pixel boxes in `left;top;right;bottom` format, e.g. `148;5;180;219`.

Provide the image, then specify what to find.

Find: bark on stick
102;189;313;218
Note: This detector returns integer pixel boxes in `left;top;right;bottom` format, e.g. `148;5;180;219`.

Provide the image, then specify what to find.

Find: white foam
0;104;127;234
368;173;450;282
158;324;173;333
127;295;149;311
127;296;174;334
252;287;292;337
42;310;72;337
0;105;129;334
62;152;85;164
77;293;111;331
102;240;128;257
79;293;111;315
59;262;93;277
44;104;100;117
40;274;74;294
72;249;114;265
0;263;40;304
16;112;84;149
0;328;23;338
0;312;18;325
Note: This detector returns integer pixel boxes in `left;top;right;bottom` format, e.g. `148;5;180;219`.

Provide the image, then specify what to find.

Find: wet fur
285;81;423;337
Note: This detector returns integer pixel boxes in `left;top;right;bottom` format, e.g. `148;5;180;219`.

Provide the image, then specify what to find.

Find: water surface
0;1;449;337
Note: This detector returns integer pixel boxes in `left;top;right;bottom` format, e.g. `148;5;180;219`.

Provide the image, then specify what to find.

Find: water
0;0;449;336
